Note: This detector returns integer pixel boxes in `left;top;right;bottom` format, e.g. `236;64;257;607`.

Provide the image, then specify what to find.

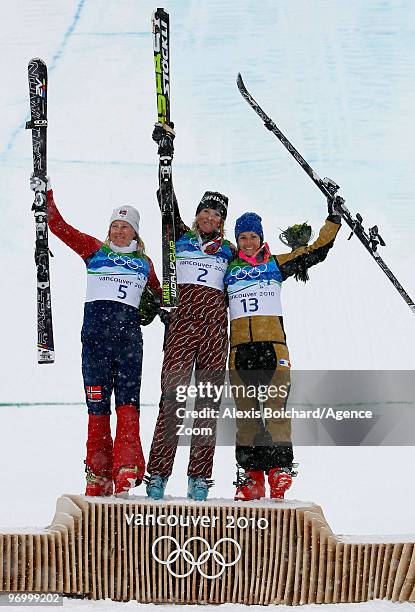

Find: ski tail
152;9;178;307
26;58;55;363
237;74;415;314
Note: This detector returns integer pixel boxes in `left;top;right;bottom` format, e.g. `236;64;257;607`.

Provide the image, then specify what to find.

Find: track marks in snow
1;0;87;158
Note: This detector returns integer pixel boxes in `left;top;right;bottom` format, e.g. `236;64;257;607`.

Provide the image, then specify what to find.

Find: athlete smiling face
109;220;137;248
195;208;222;234
237;231;262;257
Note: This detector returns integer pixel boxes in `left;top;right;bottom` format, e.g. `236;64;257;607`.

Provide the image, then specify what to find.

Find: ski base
27;58;55;361
153;8;178;308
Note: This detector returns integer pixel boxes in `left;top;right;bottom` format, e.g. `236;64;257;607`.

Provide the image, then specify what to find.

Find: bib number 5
117;284;128;299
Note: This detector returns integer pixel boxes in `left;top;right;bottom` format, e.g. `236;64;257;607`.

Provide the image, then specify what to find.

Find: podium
0;495;414;605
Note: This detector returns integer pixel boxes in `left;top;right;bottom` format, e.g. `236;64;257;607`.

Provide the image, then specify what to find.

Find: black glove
152;121;175;143
138;287;160;326
152;122;175;157
327;195;344;223
158;308;171;326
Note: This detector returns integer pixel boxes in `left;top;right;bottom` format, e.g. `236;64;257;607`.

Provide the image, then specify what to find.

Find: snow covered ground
1;1;415;610
19;601;415;612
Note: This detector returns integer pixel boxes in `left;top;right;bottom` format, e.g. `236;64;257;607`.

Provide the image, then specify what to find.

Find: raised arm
30;175;102;260
152;122;189;239
275;215;341;281
47;189;102;260
156;187;189;239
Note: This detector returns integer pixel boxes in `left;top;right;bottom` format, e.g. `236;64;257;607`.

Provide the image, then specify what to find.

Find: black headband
196;191;228;220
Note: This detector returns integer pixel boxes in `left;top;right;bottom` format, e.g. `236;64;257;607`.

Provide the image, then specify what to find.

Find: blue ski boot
145;474;168;500
187;476;212;501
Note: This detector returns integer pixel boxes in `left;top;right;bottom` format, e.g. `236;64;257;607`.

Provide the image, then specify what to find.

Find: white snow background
0;1;415;610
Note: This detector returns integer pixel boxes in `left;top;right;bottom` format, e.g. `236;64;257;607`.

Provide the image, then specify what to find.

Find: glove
327;195;344;223
153;122;175;157
158;308;171;326
30;173;51;193
152;121;175;143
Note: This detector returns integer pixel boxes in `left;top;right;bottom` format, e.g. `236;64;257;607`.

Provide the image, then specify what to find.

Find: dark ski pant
81;330;143;415
229;341;293;472
147;315;228;478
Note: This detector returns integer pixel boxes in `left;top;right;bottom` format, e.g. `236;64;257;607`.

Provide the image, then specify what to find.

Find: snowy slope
0;2;415;610
1;0;415;405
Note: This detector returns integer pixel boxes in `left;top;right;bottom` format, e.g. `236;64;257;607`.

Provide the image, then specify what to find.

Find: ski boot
85;464;113;497
84;414;113;497
113;405;145;497
114;466;141;497
187;476;213;502
234;470;265;501
145;474;169;500
268;467;293;499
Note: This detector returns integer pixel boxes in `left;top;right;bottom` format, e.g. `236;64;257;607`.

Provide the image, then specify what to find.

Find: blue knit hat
235;212;263;242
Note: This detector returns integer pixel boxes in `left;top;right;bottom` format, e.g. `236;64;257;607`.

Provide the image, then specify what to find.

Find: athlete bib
85;246;150;309
225;257;283;320
175;232;233;291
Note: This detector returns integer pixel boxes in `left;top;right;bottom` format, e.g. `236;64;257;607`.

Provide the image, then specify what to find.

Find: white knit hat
109;205;140;237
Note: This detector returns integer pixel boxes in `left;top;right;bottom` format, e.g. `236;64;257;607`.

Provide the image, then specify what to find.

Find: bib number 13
241;297;258;313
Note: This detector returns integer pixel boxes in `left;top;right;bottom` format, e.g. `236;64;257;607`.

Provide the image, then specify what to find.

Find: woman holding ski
30;176;162;497
145;122;236;502
224;202;342;501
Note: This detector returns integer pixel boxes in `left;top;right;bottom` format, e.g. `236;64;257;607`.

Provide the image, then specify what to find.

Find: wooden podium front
0;495;414;606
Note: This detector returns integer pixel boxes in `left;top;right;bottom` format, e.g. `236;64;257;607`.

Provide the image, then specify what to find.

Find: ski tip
237;73;245;90
28;57;46;64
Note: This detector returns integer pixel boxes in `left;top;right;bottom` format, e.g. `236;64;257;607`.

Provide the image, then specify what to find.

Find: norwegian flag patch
278;359;291;368
86;386;102;401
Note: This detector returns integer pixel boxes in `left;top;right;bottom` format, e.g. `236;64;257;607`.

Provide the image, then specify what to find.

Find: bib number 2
196;268;208;283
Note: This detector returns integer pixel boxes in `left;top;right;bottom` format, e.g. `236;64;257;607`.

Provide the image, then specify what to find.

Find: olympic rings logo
108;251;143;270
230;263;267;280
152;536;241;579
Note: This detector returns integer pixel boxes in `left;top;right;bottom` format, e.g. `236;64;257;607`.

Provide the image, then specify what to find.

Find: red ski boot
113;405;145;496
234;470;265;501
85;467;113;497
115;466;141;496
268;467;292;499
85;414;113;497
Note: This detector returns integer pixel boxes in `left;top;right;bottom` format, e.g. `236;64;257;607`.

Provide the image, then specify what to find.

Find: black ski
26;58;55;363
152;8;178;307
237;73;415;314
